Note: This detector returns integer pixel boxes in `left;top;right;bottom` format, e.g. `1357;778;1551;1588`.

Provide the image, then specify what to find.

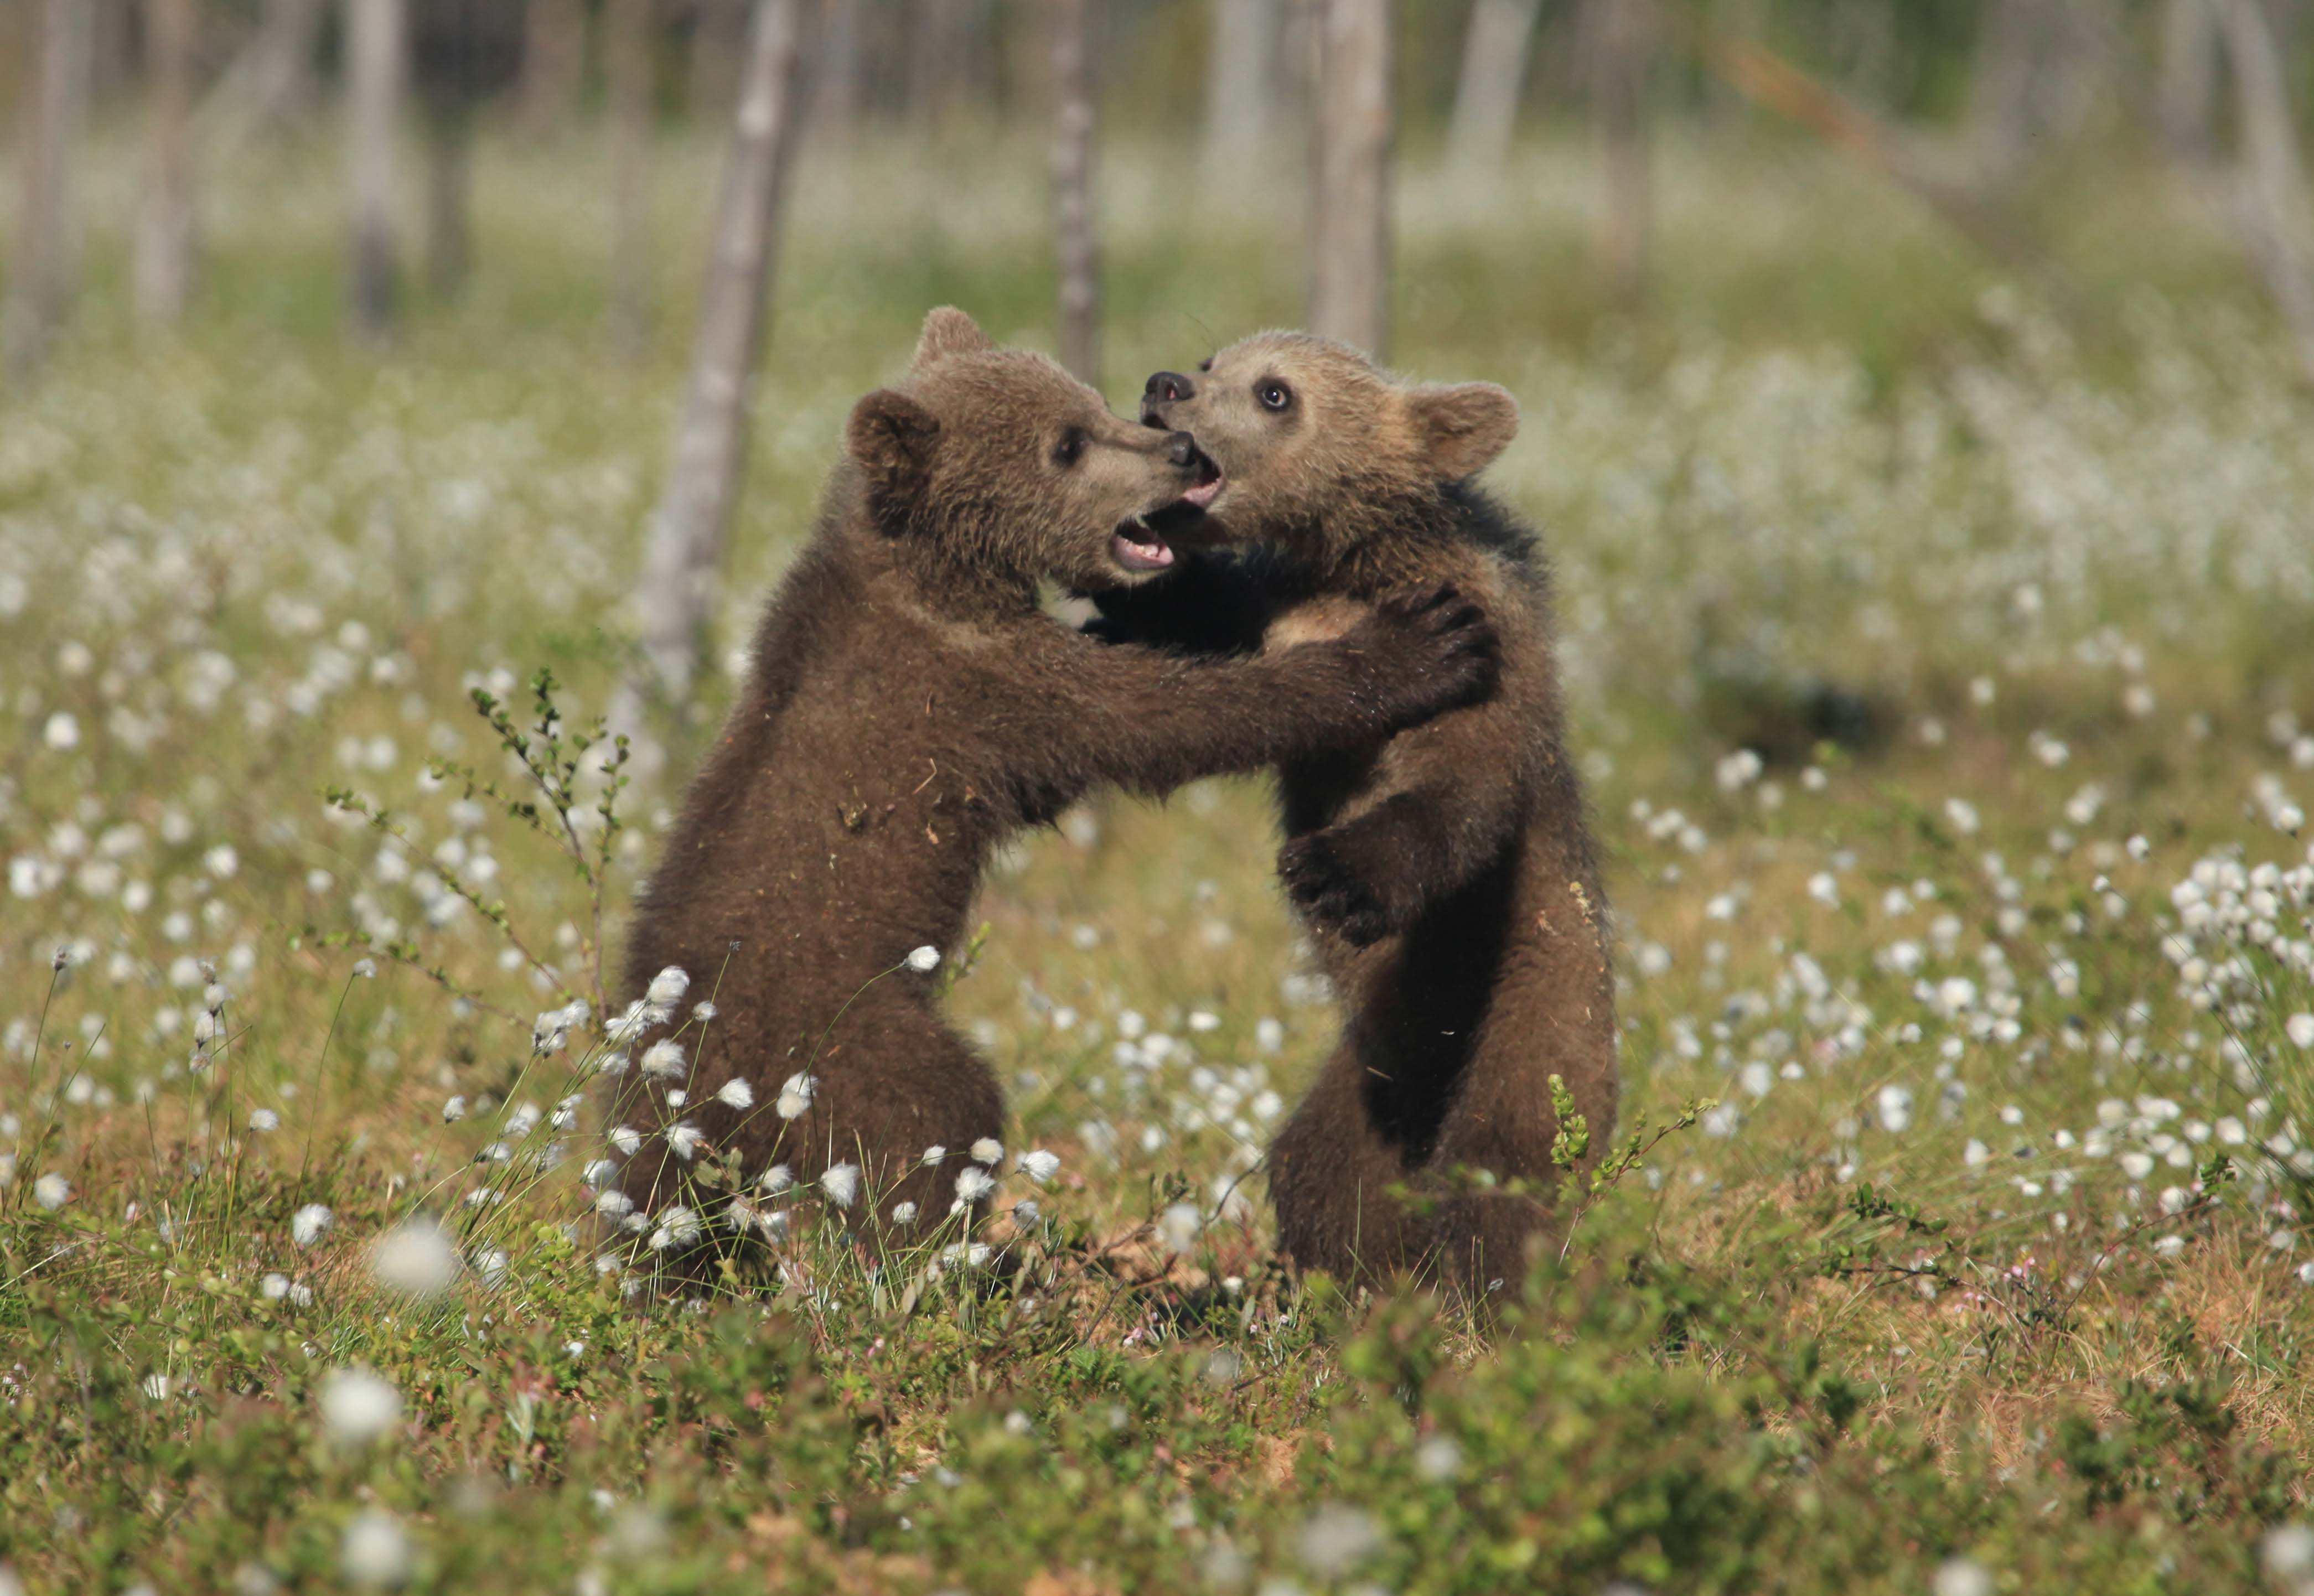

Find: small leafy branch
1552;1074;1716;1258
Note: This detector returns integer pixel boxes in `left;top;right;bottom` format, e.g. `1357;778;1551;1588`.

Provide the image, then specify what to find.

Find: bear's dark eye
1256;379;1293;412
1197;357;1213;374
1053;428;1087;468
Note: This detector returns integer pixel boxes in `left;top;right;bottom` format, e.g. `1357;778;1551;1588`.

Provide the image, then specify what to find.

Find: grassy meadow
6;117;2314;1593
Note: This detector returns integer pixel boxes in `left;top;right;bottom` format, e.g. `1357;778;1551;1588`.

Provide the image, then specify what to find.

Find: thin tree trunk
1204;0;1280;186
2160;0;2220;159
201;0;327;149
518;0;586;135
810;0;862;141
137;0;200;332
1592;0;1653;300
607;0;656;347
1447;0;1545;180
424;102;474;298
1309;0;1391;355
4;0;93;380
347;0;405;340
2207;0;2314;384
633;0;810;702
1052;0;1100;387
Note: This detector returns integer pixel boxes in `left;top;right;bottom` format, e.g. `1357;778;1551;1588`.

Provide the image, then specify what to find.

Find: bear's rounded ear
846;388;941;505
1406;382;1519;480
912;307;996;371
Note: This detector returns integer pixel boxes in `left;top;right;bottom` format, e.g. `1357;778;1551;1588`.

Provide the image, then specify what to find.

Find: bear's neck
1282;483;1471;593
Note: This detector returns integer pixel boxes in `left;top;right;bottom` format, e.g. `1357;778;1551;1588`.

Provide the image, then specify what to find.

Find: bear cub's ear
846;389;942;506
1405;382;1519;481
912;307;996;371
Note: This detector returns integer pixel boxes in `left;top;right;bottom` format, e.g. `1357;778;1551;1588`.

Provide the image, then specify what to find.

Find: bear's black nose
1163;431;1199;468
1146;371;1195;404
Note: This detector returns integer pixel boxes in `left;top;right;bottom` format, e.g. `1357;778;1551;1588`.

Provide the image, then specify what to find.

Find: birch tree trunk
518;0;586;136
607;0;656;348
2159;0;2219;159
633;0;810;702
202;0;326;151
1447;0;1544;180
1309;0;1391;356
1203;0;1280;186
347;0;406;340
1592;0;1653;300
2207;0;2314;385
1052;0;1100;387
4;0;92;380
137;0;200;332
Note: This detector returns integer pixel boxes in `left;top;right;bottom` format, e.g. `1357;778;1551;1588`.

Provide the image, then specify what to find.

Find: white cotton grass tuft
318;1366;402;1446
1159;1202;1203;1255
291;1203;335;1246
1296;1503;1381;1579
442;1095;467;1123
759;1163;794;1195
952;1166;995;1206
1875;1085;1913;1136
663;1121;704;1160
339;1508;412;1588
648;1205;702;1252
969;1137;1003;1165
2289;1013;2314;1050
920;1144;948;1165
1018;1148;1061;1184
33;1172;70;1211
248;1108;280;1133
639;1039;685;1080
715;1077;754;1111
775;1073;815;1120
608;1125;643;1157
821;1163;861;1208
369;1217;462;1298
906;945;941;972
1930;1557;1992;1596
646;966;690;1007
891;1200;918;1225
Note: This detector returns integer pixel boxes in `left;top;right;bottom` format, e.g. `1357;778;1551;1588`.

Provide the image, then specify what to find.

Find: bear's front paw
1278;827;1400;946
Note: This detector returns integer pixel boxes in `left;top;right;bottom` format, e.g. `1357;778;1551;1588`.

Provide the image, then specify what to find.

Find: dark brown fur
1103;333;1618;1297
611;312;1498;1266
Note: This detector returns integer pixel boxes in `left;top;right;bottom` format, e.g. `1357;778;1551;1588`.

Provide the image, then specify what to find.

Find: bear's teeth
1130;512;1151;531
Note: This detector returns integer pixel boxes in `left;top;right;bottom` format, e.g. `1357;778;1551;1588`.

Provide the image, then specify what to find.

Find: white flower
639;1039;685;1080
1414;1436;1463;1481
891;1200;918;1225
716;1078;754;1111
759;1163;794;1194
646;967;690;1007
581;1158;618;1188
1159;1202;1202;1255
319;1367;402;1446
370;1217;462;1297
262;1272;293;1300
1930;1558;1992;1596
648;1205;702;1251
820;1163;860;1208
595;1188;634;1219
1013;1199;1040;1226
2120;1151;2156;1180
953;1166;995;1205
41;711;80;750
1018;1149;1061;1184
969;1137;1003;1165
1297;1504;1381;1580
470;1248;510;1289
340;1508;411;1588
1806;872;1840;908
33;1172;70;1210
142;1372;172;1401
905;945;941;973
1963;1138;1989;1169
292;1203;335;1246
920;1144;948;1165
692;1001;718;1021
249;1108;280;1133
608;1125;643;1157
763;1072;811;1120
664;1121;704;1160
1875;1085;1913;1136
351;958;376;978
2289;1014;2314;1050
442;1095;467;1123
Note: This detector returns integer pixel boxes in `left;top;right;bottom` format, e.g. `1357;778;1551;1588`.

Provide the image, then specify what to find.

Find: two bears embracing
605;308;1616;1300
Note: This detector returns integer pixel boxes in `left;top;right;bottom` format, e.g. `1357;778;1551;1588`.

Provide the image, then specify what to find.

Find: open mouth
1110;450;1224;573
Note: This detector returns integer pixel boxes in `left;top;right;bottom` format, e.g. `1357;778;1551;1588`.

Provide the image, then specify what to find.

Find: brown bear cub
609;310;1499;1270
1100;332;1617;1297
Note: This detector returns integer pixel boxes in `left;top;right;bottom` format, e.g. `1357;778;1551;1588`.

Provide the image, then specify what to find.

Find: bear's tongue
1111;524;1176;571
